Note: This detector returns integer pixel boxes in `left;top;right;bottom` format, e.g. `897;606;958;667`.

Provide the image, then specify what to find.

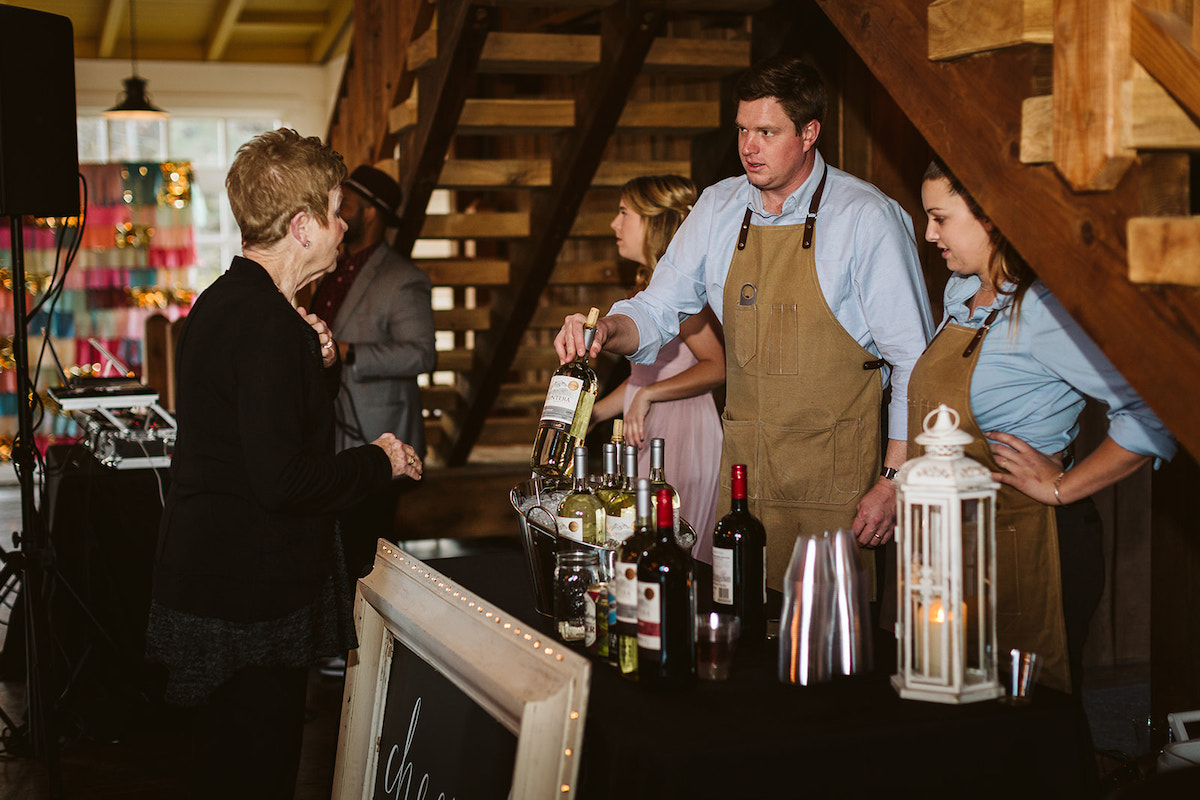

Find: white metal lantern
892;404;1004;704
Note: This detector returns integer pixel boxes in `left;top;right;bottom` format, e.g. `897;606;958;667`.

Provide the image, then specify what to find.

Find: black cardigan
153;257;392;622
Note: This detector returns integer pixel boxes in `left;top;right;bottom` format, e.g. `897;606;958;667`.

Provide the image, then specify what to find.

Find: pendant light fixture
103;0;168;119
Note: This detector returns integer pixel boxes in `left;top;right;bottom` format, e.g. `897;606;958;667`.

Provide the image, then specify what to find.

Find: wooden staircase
327;0;759;467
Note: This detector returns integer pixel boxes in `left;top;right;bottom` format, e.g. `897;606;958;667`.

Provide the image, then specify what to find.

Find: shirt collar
747;150;827;219
944;274;1016;324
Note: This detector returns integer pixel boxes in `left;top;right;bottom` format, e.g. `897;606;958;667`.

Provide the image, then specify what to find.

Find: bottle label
569;391;594;439
540;375;582;426
616;560;638;624
556;515;585;542
637;581;662;651
606;512;634;545
583;591;597;648
712;546;734;605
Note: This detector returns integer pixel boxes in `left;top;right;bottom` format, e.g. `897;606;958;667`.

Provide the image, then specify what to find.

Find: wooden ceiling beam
815;0;1200;461
446;1;666;466
99;0;127;59
206;0;247;62
311;0;354;63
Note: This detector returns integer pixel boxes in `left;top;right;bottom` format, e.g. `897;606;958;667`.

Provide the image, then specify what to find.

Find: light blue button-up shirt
944;273;1176;462
609;150;934;437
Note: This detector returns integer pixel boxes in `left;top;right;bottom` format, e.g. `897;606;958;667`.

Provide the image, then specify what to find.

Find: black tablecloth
431;551;1099;800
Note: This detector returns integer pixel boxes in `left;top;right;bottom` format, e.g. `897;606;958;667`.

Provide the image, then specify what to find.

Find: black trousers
1055;497;1106;696
190;665;309;799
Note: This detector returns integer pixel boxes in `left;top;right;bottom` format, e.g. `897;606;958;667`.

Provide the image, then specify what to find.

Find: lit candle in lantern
915;599;966;680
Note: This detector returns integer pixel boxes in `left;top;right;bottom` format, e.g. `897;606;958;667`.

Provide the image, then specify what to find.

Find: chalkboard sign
374;633;517;798
334;542;592;800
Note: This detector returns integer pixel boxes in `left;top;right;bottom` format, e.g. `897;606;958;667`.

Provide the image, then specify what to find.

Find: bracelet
881;466;898;481
1052;471;1066;506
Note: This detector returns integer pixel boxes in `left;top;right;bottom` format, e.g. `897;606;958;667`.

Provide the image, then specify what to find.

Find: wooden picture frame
333;541;591;799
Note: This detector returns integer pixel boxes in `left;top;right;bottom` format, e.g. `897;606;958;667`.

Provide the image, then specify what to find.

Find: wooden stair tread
420;212;530;239
436;159;692;189
411;30;749;77
436;346;561;373
392;98;719;137
415;258;510;286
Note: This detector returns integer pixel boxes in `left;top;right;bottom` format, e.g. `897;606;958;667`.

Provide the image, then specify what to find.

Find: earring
304;241;311;248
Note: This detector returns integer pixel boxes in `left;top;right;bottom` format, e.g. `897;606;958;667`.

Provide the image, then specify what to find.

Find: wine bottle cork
585;307;600;327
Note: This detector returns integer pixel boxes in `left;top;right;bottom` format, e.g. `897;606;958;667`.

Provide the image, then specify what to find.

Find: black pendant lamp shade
103;0;168;119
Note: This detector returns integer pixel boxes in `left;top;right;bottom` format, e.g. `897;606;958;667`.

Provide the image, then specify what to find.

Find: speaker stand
6;216;63;799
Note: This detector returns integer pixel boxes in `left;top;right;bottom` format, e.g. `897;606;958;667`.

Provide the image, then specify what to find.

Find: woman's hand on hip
985;431;1063;505
373;433;423;480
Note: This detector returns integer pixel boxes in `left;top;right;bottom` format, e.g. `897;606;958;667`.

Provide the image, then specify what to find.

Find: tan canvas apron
906;317;1072;693
719;171;883;592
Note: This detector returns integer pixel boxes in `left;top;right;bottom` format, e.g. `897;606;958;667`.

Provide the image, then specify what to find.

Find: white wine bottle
602;443;638;547
530;307;600;481
555;446;605;545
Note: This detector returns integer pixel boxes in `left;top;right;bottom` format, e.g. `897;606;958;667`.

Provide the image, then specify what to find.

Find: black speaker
0;4;79;218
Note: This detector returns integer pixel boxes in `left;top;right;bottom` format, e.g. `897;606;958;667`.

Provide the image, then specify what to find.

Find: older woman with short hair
146;128;422;798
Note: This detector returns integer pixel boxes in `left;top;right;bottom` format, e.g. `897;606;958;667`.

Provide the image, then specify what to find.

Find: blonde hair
226;128;347;248
621;175;697;290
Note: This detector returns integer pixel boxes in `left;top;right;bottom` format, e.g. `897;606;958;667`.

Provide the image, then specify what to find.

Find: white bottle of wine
530;307;600;481
555;446;605;544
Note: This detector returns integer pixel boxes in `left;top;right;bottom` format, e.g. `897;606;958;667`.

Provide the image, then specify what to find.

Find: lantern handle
923;404;960;433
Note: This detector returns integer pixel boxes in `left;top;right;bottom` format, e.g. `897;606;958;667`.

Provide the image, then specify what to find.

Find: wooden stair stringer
445;3;669;466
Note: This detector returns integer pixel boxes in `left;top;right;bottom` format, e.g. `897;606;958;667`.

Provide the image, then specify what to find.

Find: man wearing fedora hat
311;164;436;595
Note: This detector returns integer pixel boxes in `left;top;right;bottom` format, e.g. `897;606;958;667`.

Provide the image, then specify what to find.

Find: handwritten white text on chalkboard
383;698;457;800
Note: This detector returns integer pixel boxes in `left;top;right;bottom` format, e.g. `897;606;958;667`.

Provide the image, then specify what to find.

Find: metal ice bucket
509;476;696;618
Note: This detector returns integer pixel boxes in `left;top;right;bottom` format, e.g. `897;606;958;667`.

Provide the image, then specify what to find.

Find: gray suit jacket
330;242;436;459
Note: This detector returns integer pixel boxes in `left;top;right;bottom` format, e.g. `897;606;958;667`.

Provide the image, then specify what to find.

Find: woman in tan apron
908;158;1176;694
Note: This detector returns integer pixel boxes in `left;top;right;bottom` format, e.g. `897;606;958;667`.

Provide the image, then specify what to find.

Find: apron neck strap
802;164;829;250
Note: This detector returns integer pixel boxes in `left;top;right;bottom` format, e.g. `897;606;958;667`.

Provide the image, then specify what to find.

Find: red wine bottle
637;488;695;689
712;463;767;643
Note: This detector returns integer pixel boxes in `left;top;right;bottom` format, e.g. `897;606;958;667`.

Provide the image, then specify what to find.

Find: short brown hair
226;128;347;248
621;175;696;290
733;56;826;136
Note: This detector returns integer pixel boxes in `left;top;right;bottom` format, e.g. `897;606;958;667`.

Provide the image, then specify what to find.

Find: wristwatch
344;344;356;366
880;466;898;480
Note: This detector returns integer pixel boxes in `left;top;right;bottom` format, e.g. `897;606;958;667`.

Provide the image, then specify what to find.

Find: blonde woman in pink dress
591;176;726;563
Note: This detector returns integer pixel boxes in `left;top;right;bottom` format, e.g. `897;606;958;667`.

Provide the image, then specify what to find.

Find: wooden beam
1023;79;1200;162
420;213;530;239
1052;0;1136;190
311;0;354;63
618;101;721;133
478;32;600;73
434;307;492;331
99;0;128;59
415;258;510;285
644;37;750;75
390;98;576;135
446;2;665;466
549;260;626;285
438;159;552;188
594;160;692;184
205;0;245;62
928;0;1053;61
1128;217;1200;285
1131;4;1200;123
394;0;495;254
815;0;1200;465
1122;77;1200;148
569;212;617;237
1019;94;1053;163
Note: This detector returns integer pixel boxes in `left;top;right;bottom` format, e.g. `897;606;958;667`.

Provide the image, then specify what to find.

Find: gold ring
322;342;333;350
872;533;882;540
407;456;416;465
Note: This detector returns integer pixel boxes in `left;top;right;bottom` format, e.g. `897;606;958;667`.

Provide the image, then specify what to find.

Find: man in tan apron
718;168;887;590
907;317;1072;693
555;56;932;591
